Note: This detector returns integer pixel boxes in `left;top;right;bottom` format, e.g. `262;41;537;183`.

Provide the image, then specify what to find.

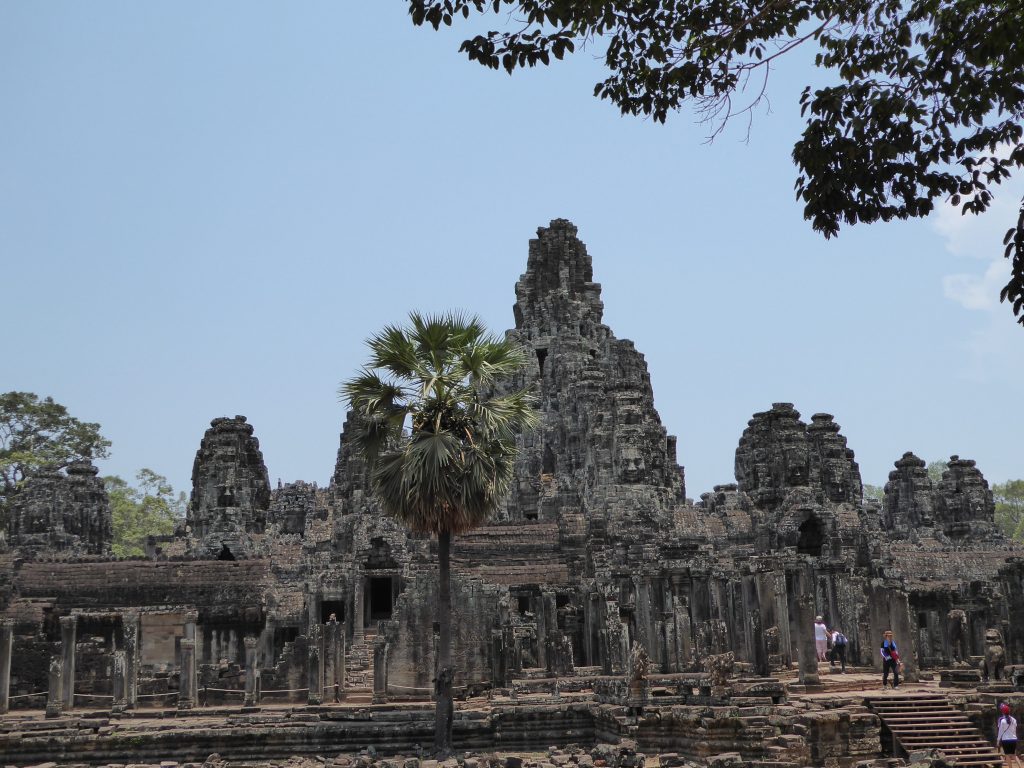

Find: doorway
367;576;394;623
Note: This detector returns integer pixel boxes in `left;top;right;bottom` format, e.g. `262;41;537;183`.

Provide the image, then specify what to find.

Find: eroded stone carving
946;609;968;664
980;628;1006;682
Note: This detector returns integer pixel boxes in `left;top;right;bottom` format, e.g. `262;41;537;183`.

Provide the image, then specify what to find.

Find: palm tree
341;312;537;753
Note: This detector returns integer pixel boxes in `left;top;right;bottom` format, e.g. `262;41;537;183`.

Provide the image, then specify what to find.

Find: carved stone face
617;444;646;483
985;628;1004;646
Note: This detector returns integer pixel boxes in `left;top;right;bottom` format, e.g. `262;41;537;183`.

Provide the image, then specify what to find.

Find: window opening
321;600;345;624
796;516;824;556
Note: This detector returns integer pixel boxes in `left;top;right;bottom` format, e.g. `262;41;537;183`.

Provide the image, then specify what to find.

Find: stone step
732;696;775;707
876;708;962;716
876;708;970;716
888;720;974;729
866;692;1000;768
870;696;951;703
902;734;994;743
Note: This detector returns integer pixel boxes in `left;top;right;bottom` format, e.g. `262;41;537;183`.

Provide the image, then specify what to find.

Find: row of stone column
39;612;144;716
307;618;345;705
1;613;348;714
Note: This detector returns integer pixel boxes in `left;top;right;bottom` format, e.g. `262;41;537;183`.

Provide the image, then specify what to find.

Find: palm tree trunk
434;529;454;755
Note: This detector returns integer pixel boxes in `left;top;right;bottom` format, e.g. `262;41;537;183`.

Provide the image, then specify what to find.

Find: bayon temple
1;219;1023;767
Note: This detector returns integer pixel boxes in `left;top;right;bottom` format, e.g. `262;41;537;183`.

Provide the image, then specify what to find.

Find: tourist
880;630;900;689
830;627;848;673
814;615;829;661
998;703;1018;757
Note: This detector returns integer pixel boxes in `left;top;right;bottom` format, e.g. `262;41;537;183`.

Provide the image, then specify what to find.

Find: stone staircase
343;627;375;703
866;693;1002;767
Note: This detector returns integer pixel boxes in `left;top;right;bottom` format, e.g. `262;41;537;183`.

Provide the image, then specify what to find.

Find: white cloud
930;160;1024;382
933;173;1022;311
943;257;1011;311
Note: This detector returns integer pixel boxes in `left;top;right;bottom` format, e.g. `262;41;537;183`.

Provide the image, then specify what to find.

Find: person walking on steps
881;630;901;689
814;615;829;661
831;627;848;673
998;702;1018;765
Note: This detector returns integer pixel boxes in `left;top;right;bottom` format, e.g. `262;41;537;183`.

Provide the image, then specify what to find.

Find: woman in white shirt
998;703;1017;755
814;616;828;661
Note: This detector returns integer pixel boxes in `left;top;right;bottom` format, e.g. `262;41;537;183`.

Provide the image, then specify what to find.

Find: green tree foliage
863;484;885;503
406;0;1024;323
927;459;949;484
993;479;1024;540
341;312;537;753
105;469;187;557
1;391;111;509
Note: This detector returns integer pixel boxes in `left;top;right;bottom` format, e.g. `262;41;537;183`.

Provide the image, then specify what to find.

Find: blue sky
2;2;1021;500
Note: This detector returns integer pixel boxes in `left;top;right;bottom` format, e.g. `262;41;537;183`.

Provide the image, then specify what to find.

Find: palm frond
341;369;407;413
341;310;538;536
467;390;539;442
368;324;423;379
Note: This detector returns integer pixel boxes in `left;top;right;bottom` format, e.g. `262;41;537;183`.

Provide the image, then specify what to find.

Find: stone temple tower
499;219;686;563
7;460;112;555
187;416;271;557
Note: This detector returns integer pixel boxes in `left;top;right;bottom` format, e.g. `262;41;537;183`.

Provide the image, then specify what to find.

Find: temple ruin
1;219;1022;767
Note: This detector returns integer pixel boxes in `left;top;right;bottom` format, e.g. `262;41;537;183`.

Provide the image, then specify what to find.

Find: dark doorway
368;577;394;622
321;600;345;624
543;443;556;474
217;543;236;561
796;516;824;556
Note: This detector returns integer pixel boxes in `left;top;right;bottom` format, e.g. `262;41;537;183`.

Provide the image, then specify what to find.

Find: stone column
893;591;920;683
372;636;389;704
772;576;793;667
674;595;692;672
0;619;13;714
122;611;140;710
178;639;197;710
243;636;259;707
750;608;770;677
324;618;343;702
307;623;323;705
796;594;820;686
491;629;507;687
583;593;598;667
537;591;556;670
184;610;198;642
112;650;128;711
59;615;77;710
352;578;365;645
45;655;64;718
618;624;631;675
599;628;611;675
